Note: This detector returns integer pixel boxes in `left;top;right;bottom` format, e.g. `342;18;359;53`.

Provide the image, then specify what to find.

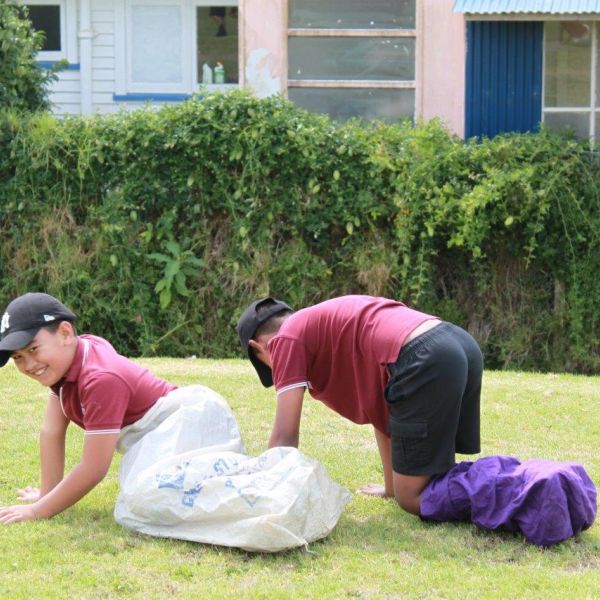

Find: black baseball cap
236;297;294;387
0;293;76;367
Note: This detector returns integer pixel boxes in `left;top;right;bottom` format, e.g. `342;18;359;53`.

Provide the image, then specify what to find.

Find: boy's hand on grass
357;483;392;498
0;504;38;524
16;486;41;502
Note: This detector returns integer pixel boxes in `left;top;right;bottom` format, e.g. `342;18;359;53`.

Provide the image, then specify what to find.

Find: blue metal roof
454;1;600;14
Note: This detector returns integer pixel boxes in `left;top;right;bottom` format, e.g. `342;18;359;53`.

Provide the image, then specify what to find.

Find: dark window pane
289;37;415;81
26;5;61;51
289;87;414;122
289;0;415;29
197;6;239;84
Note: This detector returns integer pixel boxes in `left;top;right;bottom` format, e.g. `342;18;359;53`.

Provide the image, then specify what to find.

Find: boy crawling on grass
237;295;597;545
0;292;349;552
0;292;181;524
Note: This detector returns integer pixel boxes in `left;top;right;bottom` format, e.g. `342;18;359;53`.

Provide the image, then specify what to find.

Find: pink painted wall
241;0;286;98
242;0;467;136
418;0;466;137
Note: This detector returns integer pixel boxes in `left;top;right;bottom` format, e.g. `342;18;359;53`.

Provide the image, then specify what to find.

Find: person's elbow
88;465;111;486
79;456;113;486
40;423;67;440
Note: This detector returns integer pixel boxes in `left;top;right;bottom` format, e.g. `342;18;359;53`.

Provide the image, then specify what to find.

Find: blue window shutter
466;21;543;138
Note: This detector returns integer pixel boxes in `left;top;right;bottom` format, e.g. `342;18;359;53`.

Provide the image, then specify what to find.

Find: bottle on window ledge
202;63;213;85
214;63;226;84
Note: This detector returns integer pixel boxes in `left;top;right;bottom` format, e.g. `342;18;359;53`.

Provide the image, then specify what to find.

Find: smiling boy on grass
0;292;179;524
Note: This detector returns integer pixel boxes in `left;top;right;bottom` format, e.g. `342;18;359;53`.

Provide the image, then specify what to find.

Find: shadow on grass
36;500;599;575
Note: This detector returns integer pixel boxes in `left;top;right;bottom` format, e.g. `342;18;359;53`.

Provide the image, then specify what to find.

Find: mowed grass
0;360;598;599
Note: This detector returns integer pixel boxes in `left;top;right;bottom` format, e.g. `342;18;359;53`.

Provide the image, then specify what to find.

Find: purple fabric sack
420;456;597;546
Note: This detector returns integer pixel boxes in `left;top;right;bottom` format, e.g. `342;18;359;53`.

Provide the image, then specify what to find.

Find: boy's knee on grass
392;472;432;516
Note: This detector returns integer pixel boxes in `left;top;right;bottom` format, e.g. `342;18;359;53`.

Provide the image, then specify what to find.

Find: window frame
193;0;240;90
23;0;77;64
542;19;600;140
115;0;239;97
286;0;419;122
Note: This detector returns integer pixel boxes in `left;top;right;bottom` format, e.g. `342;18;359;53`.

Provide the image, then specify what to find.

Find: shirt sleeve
268;335;311;395
79;372;132;434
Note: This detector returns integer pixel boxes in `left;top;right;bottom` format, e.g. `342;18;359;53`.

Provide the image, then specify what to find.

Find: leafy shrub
0;2;57;112
0;91;598;372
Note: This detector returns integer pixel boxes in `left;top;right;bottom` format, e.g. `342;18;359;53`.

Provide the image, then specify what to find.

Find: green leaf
159;288;172;310
174;272;190;296
148;253;170;264
186;256;204;268
164;259;181;279
165;240;181;257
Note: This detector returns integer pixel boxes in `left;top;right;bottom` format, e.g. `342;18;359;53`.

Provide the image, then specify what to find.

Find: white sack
114;385;352;552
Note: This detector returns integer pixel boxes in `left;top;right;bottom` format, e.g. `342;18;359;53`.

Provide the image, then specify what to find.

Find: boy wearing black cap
0;292;177;524
237;295;483;515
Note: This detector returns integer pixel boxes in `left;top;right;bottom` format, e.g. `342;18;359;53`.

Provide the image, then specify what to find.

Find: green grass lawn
0;360;598;599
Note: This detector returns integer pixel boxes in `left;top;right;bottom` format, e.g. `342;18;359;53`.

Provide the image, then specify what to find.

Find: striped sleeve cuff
276;381;310;396
84;428;121;435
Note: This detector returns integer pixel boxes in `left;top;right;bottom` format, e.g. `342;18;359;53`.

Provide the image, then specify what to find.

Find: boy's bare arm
357;427;394;498
0;433;118;523
40;395;69;496
268;387;304;448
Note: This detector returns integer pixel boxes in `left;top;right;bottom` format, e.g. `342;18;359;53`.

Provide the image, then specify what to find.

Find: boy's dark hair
43;321;78;336
254;302;293;339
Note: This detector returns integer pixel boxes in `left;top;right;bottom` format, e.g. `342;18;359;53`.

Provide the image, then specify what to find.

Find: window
287;0;416;122
116;0;238;98
197;5;239;85
124;1;188;93
27;5;61;51
544;21;600;140
23;0;70;62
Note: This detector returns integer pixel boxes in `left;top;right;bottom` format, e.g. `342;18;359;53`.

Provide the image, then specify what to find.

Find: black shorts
385;322;483;476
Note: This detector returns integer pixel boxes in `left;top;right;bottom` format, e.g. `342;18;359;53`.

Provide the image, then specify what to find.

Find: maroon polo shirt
268;296;434;434
50;335;176;434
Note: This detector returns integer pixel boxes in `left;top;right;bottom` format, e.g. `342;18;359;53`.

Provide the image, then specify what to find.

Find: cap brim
0;328;40;367
248;347;274;387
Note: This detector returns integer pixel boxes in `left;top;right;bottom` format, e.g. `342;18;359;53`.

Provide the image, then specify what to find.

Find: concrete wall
419;0;466;136
241;0;286;98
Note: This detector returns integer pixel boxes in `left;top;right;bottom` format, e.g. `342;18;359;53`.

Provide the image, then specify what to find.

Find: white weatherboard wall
46;0;245;115
44;0;118;115
48;69;82;115
90;0;117;114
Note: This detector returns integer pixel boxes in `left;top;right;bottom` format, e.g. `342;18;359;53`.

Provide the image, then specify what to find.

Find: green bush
0;2;57;112
0;91;598;372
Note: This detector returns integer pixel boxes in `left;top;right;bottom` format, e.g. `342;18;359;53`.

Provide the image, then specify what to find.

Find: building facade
23;0;600;139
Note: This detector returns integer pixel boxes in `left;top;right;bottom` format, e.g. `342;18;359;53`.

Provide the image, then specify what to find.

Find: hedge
1;91;598;372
